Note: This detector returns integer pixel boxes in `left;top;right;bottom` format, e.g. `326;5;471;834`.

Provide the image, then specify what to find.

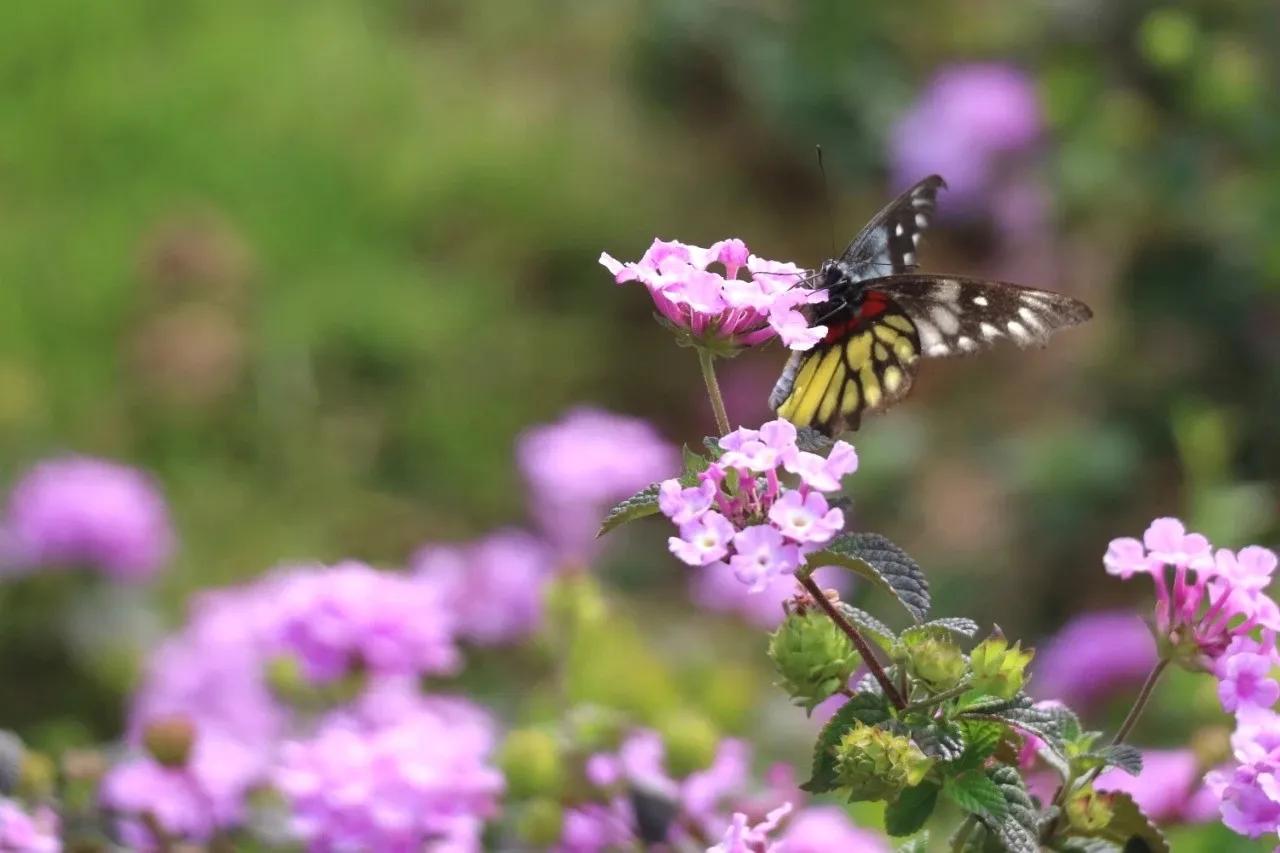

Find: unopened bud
768;610;860;712
657;710;719;777
1066;785;1114;831
500;728;565;800
143;715;196;768
904;635;967;692
515;797;565;846
834;722;934;802
969;632;1034;699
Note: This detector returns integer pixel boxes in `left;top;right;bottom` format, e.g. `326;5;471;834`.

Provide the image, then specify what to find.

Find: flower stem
1111;657;1170;746
797;572;907;710
697;349;732;436
904;680;973;713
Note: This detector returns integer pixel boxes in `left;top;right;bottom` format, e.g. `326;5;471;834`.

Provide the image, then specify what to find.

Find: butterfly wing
837;175;946;282
772;293;922;435
865;275;1093;358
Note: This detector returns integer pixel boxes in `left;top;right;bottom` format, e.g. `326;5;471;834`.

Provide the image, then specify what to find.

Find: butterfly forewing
866;275;1093;358
837;175;945;281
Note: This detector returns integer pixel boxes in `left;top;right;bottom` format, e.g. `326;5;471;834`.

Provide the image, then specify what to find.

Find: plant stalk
797;572;907;710
697;349;732;436
1111;657;1170;746
904;680;974;713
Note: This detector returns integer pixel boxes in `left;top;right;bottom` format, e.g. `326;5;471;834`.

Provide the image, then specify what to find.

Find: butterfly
769;175;1092;435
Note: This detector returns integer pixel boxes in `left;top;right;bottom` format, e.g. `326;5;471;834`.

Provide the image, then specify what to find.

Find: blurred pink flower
273;686;503;852
412;529;553;646
691;564;846;629
1204;710;1280;840
890;63;1041;211
707;803;792;853
265;562;461;684
518;407;678;565
1096;749;1217;824
0;798;60;853
776;806;890;852
1032;610;1157;710
600;239;822;352
1215;633;1280;713
2;456;174;581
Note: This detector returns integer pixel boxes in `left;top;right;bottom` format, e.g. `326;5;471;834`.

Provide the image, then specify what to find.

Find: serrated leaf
701;435;725;458
977;766;1040;853
902;617;980;643
597;484;661;537
1075;791;1169;853
836;603;896;652
801;691;891;794
1082;744;1143;777
808;533;930;621
681;444;710;478
907;720;965;762
944;771;1010;819
885;782;939;837
963;699;1071;779
895;831;930;853
952;719;1005;770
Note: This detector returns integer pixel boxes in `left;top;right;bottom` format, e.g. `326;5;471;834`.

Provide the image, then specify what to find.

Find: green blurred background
1;0;1277;847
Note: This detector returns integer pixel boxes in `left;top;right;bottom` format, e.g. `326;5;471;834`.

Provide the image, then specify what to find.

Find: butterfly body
771;176;1092;435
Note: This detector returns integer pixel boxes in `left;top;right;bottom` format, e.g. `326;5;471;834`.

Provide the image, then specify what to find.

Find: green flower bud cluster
969;633;1034;699
656;710;719;777
834;722;934;802
903;633;967;692
1065;785;1114;831
768;610;861;712
499;728;565;800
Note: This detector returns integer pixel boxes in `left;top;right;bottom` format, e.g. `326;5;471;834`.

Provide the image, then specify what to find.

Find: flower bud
969;633;1034;699
143;715;196;768
500;728;565;800
904;635;967;692
834;722;934;802
657;711;719;777
768;610;860;712
515;797;565;846
1065;785;1114;831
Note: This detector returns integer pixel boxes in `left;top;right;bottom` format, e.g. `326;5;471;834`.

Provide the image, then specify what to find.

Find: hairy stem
1112;657;1170;746
904;680;973;713
797;572;907;709
697;349;732;436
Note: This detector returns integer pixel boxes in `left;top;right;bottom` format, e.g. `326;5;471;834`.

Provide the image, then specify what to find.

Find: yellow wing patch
775;306;922;436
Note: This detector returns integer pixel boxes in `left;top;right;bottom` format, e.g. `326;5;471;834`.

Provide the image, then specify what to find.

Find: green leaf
681;444;710;477
976;766;1041;853
808;533;931;621
902;617;980;643
895;831;930;853
836;603;896;652
952;719;1005;771
944;771;1009;820
906;719;965;762
962;697;1071;779
1080;744;1143;777
701;436;724;458
1074;791;1169;853
885;782;940;837
596;484;660;537
801;691;891;794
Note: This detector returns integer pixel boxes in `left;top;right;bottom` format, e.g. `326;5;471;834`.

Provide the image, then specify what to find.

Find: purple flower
670;512;737;567
890;63;1041;210
776;806;890;852
2;456;175;581
767;491;843;546
1096;749;1216;824
659;420;855;592
600;240;823;352
413;529;553;646
1032;610;1157;710
265;562;461;684
1103;519;1280;665
1205;711;1280;840
0;798;60;853
707;803;792;853
727;526;802;592
518;407;677;564
101;728;266;848
273;687;503;852
691;564;847;629
1215;633;1280;713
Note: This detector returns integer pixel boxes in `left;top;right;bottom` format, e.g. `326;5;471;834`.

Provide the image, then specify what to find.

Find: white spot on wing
930;305;960;335
902;251;915;265
927;344;949;356
979;322;1000;339
933;279;960;302
1018;306;1043;330
895;223;904;236
957;336;976;351
1007;320;1030;343
915;319;941;349
915;213;928;228
973;295;989;307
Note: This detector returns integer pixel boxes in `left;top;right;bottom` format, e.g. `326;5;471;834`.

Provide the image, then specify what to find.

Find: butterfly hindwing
864;275;1093;358
773;296;921;435
837;175;945;282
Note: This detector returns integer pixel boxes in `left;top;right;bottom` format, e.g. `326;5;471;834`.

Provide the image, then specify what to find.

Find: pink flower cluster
1;455;175;582
1106;518;1280;843
1104;517;1279;663
0;798;60;853
661;420;856;592
600;239;825;351
273;685;503;852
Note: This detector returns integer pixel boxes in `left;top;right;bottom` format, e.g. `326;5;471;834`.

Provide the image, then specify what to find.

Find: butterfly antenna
816;145;836;257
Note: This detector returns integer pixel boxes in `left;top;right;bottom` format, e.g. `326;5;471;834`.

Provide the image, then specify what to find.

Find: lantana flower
1103;518;1279;665
659;419;856;592
600;239;825;352
1204;709;1280;840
